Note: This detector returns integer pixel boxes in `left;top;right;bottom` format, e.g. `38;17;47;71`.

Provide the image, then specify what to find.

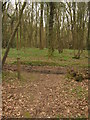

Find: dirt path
2;65;88;118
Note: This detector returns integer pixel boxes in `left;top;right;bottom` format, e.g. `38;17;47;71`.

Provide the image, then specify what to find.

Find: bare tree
2;2;26;67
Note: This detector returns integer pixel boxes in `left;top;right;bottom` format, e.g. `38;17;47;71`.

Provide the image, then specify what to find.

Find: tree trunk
19;2;22;49
48;2;54;57
16;2;19;50
35;3;38;48
87;2;90;50
0;1;2;74
45;3;49;48
72;2;76;49
40;3;43;49
56;7;62;53
30;2;33;47
2;2;26;67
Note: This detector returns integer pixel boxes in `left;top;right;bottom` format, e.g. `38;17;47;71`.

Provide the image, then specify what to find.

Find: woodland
1;1;90;118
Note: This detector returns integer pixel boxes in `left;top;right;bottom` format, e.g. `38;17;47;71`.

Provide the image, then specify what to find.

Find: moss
24;112;31;118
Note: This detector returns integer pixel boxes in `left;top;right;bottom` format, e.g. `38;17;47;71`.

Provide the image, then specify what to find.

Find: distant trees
56;3;65;53
73;3;87;58
2;2;26;67
2;2;10;48
2;2;89;61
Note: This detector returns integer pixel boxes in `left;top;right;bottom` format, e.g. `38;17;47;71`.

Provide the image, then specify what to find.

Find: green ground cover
2;48;88;68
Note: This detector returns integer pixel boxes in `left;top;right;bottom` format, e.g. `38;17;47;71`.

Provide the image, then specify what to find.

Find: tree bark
0;2;2;74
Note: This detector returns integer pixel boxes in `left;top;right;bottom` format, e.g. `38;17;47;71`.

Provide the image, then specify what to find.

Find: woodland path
2;65;88;118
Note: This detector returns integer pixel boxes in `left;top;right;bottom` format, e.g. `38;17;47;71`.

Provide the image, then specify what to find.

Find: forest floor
2;48;88;68
2;64;88;118
2;48;89;118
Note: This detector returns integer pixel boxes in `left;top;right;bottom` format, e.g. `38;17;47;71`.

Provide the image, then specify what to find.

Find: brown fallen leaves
2;66;88;118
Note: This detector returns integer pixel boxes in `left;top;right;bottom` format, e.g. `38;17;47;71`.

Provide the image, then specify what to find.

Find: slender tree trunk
48;2;54;57
45;3;49;48
10;19;14;47
67;3;73;49
72;2;76;50
74;3;85;59
57;20;61;53
30;2;33;47
87;2;90;50
56;8;62;53
66;14;70;49
19;2;22;49
2;2;26;67
0;1;2;74
16;2;19;50
40;3;43;49
35;3;38;48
